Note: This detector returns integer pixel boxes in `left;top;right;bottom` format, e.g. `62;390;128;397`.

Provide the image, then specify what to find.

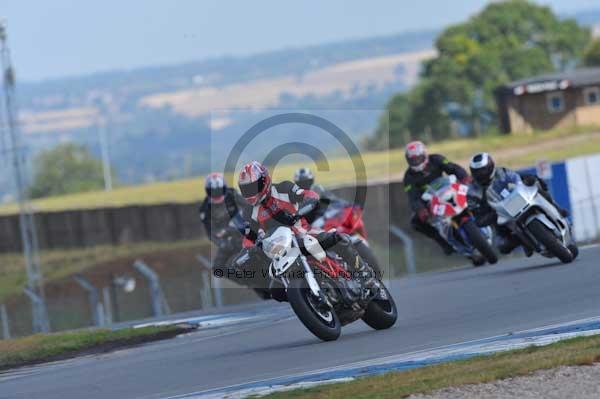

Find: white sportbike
486;171;578;263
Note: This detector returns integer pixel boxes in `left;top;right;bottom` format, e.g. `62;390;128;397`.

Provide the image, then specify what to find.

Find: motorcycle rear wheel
463;220;498;265
362;284;397;330
287;278;341;341
568;244;579;260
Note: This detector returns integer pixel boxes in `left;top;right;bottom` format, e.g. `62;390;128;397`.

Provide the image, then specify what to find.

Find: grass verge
0;239;209;303
0;126;598;214
0;325;192;371
264;334;600;399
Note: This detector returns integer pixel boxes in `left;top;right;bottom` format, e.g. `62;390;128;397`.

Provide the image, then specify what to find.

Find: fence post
197;254;223;308
1;304;10;339
74;275;104;327
23;287;51;333
102;287;113;326
390;225;417;275
132;260;171;317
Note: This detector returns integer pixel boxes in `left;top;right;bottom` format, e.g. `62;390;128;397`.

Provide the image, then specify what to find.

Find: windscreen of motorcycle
486;170;523;205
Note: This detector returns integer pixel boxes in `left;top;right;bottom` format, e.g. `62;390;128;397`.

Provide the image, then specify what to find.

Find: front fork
299;255;333;308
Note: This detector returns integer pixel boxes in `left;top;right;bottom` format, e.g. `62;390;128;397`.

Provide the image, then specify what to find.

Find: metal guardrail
74;275;106;327
23;287;50;333
197;255;224;308
1;304;10;339
132;260;171;317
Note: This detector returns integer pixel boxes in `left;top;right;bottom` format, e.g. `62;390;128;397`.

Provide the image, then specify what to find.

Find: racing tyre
471;254;486;267
463;220;498;265
287;277;341;341
362;284;397;330
528;220;573;264
568;244;579;260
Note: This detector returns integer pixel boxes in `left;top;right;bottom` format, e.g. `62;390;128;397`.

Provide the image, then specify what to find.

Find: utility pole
0;21;49;333
98;117;113;191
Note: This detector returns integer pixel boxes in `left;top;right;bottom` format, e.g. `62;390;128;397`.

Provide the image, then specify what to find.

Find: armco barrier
0;202;205;252
0;182;413;253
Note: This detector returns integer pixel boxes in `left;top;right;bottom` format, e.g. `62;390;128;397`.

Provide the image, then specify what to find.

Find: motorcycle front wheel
528;219;573;264
287;277;341;341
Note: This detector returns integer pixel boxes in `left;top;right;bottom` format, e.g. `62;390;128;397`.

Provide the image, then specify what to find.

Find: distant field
19;50;434;135
1;127;598;215
140;50;435;118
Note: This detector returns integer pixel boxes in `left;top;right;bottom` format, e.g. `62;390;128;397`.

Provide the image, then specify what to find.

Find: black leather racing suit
199;188;249;274
403;154;469;252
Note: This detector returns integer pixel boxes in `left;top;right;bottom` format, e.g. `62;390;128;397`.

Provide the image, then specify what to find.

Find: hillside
2;127;599;215
3;30;438;195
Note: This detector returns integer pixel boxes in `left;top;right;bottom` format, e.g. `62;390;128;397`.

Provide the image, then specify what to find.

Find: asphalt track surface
2;246;600;399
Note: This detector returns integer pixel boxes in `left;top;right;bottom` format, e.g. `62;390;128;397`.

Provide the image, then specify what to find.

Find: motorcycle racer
403;141;470;254
468;152;568;255
235;161;369;299
199;172;252;283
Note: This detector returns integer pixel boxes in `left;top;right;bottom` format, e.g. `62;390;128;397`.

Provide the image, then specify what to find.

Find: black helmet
470;152;495;186
293;167;314;190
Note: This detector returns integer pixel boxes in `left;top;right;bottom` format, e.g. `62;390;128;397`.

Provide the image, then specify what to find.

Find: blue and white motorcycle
486;171;578;264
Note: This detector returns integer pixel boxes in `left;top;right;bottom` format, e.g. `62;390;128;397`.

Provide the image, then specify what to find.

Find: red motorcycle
315;202;367;238
311;200;381;276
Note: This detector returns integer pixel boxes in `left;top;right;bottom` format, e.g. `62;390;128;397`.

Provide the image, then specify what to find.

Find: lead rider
236;161;367;299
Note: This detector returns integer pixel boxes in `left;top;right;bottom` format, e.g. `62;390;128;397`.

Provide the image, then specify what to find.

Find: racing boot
334;234;377;288
335;234;367;271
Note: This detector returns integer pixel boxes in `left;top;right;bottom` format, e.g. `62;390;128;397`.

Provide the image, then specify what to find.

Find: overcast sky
2;0;599;82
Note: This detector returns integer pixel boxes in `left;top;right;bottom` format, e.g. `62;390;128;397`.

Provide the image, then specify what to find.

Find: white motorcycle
486;171;578;264
237;206;397;341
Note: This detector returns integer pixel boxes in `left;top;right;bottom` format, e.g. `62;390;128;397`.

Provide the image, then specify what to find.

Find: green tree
29;143;111;198
379;0;590;147
583;38;600;67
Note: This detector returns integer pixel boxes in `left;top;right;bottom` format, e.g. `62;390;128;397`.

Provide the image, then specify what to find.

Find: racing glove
417;207;430;223
461;176;473;184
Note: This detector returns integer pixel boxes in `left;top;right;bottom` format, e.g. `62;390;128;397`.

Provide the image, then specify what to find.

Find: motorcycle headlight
263;234;290;259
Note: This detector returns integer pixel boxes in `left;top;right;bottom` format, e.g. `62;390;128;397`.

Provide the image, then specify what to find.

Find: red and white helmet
205;172;226;204
238;161;272;206
405;141;428;172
